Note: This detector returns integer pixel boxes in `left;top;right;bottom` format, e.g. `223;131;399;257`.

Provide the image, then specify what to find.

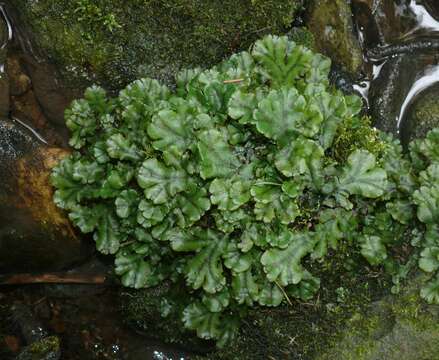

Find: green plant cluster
72;0;121;36
51;35;438;346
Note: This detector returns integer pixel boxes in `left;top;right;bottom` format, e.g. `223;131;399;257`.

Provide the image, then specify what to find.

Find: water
405;0;439;36
353;0;439;136
396;63;439;129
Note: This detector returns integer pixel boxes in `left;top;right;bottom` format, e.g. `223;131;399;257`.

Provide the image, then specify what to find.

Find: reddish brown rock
0;120;92;273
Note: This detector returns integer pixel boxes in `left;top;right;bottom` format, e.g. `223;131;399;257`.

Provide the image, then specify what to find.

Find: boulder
352;0;418;47
0;120;92;273
7;0;302;92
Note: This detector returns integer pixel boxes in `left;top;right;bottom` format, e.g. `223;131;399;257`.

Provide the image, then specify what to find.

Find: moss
317;278;439;360
307;0;363;75
121;244;387;360
16;336;60;360
119;285;211;352
193;250;390;359
13;0;302;91
287;27;316;51
28;336;59;355
332;116;386;163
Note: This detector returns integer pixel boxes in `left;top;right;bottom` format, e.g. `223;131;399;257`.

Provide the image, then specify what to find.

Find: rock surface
400;82;439;144
368;54;437;135
0;10;9;117
0;120;91;272
423;0;439;20
352;0;418;47
307;0;364;76
316;281;439;360
8;0;302;91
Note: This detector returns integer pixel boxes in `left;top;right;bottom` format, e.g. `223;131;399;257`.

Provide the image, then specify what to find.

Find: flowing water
353;0;439;140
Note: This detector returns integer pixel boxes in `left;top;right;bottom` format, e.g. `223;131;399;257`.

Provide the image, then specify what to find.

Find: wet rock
0;69;9;117
367;38;439;60
330;64;357;95
121;284;211;353
423;0;439;21
0;4;11;117
19;55;75;128
0;120;92;273
6;56;31;96
369;53;439;135
16;336;61;360
8;303;61;360
352;0;418;47
400;83;439;144
11;304;48;344
5;54;69;147
315;281;439;360
307;0;364;76
3;335;20;353
8;0;302;91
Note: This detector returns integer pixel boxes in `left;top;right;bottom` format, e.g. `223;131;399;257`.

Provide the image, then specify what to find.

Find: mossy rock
121;250;392;359
16;336;60;360
307;0;363;76
10;0;302;91
400;83;439;145
317;278;439;360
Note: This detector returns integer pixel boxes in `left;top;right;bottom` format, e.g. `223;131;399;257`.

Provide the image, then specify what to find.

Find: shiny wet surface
353;0;439;137
0;284;192;360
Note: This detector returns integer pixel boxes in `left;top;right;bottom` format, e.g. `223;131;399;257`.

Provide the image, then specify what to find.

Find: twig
0;273;106;285
253;181;282;186
274;280;293;306
223;78;244;84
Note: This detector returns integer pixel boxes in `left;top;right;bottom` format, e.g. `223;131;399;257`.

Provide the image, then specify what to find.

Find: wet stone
352;0;418;47
7;56;31;96
0;3;11;117
16;336;61;360
0;70;10;117
0;120;92;273
400;82;439;144
423;0;439;21
307;0;364;76
369;53;439;135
